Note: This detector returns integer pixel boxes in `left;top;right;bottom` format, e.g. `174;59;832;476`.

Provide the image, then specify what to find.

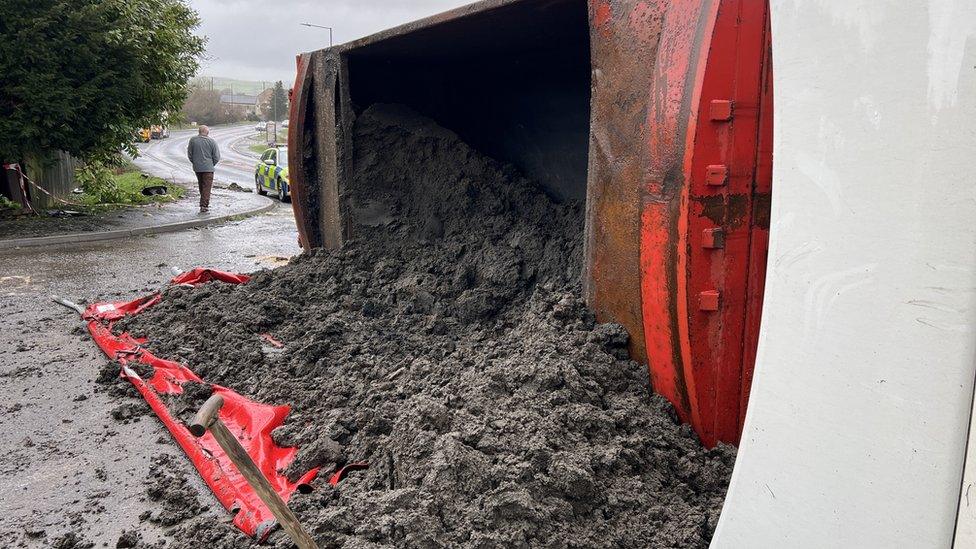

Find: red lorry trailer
287;0;773;448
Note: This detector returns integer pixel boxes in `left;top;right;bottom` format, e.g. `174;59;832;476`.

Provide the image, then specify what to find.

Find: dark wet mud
117;104;734;548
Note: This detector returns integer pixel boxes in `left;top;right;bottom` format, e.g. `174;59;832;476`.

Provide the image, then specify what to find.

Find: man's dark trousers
196;171;214;210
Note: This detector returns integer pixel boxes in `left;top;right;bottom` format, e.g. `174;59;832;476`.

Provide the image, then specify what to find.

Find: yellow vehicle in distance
254;146;290;202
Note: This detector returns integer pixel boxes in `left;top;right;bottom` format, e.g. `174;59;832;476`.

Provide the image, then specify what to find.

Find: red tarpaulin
84;268;318;540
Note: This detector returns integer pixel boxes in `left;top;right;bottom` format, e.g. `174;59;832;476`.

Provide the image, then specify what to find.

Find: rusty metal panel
289;50;345;250
288;52;316;248
637;0;719;431
625;0;772;446
584;0;667;365
335;54;355;243
310;51;344;250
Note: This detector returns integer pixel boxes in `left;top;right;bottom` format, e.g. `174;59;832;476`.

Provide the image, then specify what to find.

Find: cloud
189;0;472;83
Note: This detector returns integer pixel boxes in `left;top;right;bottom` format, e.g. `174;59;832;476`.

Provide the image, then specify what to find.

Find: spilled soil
116;104;735;548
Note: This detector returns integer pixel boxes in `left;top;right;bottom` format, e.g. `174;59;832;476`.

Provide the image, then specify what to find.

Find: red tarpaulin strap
171;267;251;286
329;462;370;486
84;268;318;540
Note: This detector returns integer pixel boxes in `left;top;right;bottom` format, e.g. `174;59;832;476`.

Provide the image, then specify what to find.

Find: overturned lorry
75;0;974;547
286;0;976;546
287;0;773;449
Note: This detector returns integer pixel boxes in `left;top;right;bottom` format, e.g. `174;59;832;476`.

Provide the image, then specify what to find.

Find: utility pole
300;23;333;47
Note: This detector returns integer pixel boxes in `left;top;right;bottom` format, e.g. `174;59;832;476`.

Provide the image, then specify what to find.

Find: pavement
0;125;302;547
0;124;275;249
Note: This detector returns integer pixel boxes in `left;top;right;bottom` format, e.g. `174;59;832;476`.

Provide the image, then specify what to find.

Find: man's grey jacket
188;135;221;173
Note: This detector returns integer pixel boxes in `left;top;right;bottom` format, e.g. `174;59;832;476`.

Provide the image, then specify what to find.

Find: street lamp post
300;23;333;47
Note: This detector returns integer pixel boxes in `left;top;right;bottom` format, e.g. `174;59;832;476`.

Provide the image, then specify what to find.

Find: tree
181;86;229;126
181;85;258;125
0;0;205;167
266;81;289;122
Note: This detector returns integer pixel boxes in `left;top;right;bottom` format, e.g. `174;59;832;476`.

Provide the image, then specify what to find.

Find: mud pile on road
117;104;735;548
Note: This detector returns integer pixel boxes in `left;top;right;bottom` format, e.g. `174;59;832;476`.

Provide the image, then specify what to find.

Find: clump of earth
116;104;735;548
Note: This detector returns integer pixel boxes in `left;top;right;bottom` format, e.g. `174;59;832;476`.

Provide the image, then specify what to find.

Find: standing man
187;125;220;213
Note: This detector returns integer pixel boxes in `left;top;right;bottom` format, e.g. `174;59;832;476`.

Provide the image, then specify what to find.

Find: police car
254;146;290;202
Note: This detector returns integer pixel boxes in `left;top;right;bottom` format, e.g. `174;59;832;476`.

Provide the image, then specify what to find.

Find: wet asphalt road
0;126;300;546
133;124;262;187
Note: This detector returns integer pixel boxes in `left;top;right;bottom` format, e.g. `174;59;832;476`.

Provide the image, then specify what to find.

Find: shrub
75;161;126;204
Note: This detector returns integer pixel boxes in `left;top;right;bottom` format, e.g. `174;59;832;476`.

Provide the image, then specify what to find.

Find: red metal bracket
699;290;721;311
703;228;726;249
709;99;734;121
706;164;729;186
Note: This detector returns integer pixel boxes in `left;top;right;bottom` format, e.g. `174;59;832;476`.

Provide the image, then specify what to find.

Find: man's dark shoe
200;207;210;214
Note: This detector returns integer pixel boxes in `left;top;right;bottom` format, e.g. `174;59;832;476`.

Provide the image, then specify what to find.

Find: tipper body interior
288;0;773;447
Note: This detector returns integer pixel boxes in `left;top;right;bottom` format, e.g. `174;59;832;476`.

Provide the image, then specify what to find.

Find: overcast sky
190;0;472;84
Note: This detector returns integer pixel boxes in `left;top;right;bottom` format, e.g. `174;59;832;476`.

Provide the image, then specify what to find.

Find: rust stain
695;193;749;228
593;1;612;32
693;191;770;229
752;192;771;229
585;0;667;366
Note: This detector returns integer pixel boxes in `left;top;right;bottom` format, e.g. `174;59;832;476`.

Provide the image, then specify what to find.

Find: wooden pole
190;394;318;549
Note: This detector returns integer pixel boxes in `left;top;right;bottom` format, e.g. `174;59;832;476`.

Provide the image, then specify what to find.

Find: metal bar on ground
51;295;85;316
190;394;318;549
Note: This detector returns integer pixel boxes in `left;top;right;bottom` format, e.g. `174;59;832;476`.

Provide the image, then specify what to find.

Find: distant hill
189;76;276;95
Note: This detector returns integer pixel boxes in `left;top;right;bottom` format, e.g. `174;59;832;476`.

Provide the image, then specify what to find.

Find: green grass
190;76;271;95
248;129;289;156
0;196;21;211
116;171;185;204
76;164;185;209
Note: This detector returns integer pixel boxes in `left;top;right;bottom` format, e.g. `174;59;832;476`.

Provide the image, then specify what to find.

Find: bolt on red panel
703;228;726;249
709;99;734;121
706;164;729;186
699;290;722;311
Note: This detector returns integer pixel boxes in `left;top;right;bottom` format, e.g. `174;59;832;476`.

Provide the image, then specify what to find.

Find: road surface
133;124;261;187
0;125;301;547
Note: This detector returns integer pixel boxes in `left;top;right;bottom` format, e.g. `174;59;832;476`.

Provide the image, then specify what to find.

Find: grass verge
0;196;22;212
249;128;289;155
75;162;185;210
